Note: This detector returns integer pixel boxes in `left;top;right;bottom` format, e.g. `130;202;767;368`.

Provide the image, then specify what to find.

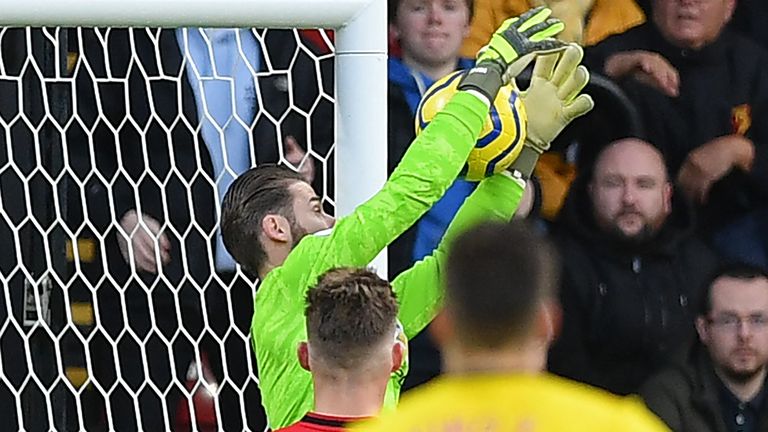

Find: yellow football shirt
354;373;669;431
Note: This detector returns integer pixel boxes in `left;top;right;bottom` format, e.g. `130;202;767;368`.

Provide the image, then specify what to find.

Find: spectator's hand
520;43;595;154
459;6;567;101
117;210;171;273
604;50;679;97
676;135;754;204
283;135;315;184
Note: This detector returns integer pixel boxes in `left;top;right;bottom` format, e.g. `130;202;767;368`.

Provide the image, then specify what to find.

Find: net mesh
0;26;335;431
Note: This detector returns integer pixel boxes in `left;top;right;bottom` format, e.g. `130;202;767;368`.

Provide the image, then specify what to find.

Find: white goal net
0;2;386;430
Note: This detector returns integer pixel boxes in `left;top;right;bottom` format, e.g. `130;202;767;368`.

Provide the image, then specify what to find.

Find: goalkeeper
221;7;592;429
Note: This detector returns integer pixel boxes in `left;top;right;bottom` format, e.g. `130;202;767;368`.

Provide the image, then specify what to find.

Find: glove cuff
457;61;504;104
508;144;543;179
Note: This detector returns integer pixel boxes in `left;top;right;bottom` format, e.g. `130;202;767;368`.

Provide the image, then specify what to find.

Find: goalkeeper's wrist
508;143;545;179
457;61;504;104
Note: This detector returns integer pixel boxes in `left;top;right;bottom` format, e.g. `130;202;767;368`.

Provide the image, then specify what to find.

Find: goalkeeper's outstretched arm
286;7;570;275
393;171;526;338
393;44;595;339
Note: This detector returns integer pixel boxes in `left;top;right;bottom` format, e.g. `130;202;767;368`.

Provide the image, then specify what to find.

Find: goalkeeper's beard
289;220;309;250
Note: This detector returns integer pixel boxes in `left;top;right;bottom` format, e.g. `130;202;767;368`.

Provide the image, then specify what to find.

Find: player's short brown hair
445;220;558;347
306;267;399;369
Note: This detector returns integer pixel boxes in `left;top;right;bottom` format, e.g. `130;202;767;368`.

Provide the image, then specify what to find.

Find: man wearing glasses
641;263;768;432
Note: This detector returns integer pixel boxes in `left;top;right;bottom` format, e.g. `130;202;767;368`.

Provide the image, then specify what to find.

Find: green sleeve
251;91;490;429
393;171;526;339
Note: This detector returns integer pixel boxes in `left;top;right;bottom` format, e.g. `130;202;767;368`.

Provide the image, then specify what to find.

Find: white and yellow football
415;70;527;182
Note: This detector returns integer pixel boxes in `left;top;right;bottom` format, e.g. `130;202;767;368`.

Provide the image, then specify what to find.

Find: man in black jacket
641;263;768;432
585;0;768;268
549;137;720;395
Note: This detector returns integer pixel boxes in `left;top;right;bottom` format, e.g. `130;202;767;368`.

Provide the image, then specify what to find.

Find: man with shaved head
588;138;673;243
549;137;720;395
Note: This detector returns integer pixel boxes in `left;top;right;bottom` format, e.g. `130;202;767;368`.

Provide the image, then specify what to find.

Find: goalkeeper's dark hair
306;267;399;370
388;0;475;24
445;220;559;348
221;164;304;275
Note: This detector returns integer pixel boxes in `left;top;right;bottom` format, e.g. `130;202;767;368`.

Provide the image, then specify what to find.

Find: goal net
0;2;386;431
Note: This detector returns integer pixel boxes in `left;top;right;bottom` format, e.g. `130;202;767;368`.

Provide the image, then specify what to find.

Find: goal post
0;1;388;431
1;0;378;28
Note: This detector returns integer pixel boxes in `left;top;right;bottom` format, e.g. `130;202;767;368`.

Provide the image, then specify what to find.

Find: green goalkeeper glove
510;43;595;178
458;6;567;104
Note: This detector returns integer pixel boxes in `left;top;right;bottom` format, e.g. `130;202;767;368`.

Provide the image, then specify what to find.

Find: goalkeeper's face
288;181;335;246
589;139;672;241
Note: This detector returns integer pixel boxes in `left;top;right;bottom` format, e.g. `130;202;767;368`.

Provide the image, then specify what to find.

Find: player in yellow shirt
355;221;670;431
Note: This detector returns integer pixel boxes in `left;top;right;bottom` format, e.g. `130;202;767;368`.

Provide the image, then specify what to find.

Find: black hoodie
548;174;720;395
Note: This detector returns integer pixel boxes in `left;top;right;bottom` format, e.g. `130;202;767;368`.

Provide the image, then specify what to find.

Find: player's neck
401;54;458;83
259;244;292;278
312;374;386;418
443;340;548;375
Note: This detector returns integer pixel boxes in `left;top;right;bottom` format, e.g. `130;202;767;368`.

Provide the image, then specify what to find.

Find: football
415;70;527;181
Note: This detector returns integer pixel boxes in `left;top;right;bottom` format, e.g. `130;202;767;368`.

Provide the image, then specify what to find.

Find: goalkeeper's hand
458;6;567;103
522;43;594;153
510;43;594;178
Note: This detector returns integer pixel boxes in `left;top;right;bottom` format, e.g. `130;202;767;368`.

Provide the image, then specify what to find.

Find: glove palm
521;43;595;154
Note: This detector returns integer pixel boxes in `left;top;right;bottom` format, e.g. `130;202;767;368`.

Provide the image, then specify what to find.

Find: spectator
276;268;402;431
117;28;322;275
355;221;669;431
585;0;768;268
641;263;768;432
549;137;719;395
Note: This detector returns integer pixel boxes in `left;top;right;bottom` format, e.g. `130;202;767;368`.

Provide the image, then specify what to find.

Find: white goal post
0;1;387;431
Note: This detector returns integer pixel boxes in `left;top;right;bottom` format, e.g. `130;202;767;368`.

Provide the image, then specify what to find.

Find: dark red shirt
274;412;369;431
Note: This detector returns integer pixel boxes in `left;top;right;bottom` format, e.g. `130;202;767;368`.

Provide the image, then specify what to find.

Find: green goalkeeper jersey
252;91;526;429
